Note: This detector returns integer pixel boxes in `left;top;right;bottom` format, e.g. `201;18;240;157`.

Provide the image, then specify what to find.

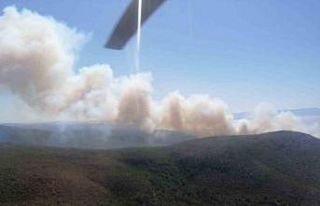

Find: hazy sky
0;0;319;112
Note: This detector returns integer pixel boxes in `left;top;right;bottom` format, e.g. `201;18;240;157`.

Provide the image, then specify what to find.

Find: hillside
0;131;319;205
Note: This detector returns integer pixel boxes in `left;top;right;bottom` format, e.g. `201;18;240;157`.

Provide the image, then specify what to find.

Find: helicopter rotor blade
106;0;166;50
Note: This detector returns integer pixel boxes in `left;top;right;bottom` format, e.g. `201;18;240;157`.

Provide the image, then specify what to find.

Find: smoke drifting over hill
0;6;318;137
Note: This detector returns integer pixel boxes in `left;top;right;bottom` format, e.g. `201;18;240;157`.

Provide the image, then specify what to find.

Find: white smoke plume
160;92;235;136
235;103;303;135
0;6;318;137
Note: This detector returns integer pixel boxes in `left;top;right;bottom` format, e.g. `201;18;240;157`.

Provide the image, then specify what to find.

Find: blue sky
0;0;319;112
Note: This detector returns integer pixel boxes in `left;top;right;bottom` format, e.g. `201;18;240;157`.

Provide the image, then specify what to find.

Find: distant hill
0;122;195;149
0;131;319;205
283;108;320;116
234;107;320;119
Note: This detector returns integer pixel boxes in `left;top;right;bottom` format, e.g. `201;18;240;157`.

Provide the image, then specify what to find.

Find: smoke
0;6;318;137
0;7;83;105
235;103;303;135
117;73;153;129
160;93;234;136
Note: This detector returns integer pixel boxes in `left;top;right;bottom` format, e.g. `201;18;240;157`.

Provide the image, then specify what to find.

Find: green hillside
0;131;319;206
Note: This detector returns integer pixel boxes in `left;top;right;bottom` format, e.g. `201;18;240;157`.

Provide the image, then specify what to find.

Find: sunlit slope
0;131;319;206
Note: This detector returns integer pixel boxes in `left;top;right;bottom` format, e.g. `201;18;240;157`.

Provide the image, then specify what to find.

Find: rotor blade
106;0;166;50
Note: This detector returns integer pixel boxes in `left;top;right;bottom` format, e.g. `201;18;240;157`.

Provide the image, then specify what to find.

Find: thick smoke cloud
0;7;82;105
160;93;234;136
0;6;318;137
235;103;302;135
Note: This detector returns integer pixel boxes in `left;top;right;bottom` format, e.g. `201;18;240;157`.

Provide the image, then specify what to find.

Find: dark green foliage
0;131;319;205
